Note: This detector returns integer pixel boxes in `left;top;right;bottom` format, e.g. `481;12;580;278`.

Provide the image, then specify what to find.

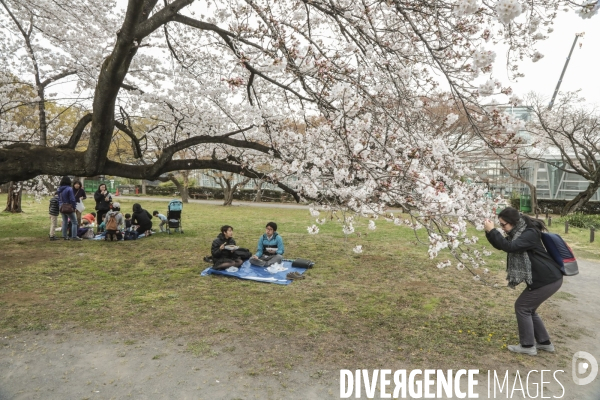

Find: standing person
131;203;153;236
48;192;60;241
57;176;81;241
152;210;168;232
211;225;243;270
94;183;112;231
250;222;284;267
484;207;563;356
72;180;86;227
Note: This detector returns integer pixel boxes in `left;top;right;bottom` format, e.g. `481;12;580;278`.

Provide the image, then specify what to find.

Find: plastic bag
76;200;85;212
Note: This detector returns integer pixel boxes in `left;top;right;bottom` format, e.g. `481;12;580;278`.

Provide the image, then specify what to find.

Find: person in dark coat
211;225;243;270
484;207;563;356
57;176;82;241
131;203;153;235
94;183;112;231
72;180;86;227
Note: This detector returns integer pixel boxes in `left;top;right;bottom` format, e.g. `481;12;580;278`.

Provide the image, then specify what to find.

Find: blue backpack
541;232;579;276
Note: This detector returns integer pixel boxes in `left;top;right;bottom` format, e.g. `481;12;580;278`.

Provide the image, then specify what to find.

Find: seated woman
131;203;153;235
211;225;243;270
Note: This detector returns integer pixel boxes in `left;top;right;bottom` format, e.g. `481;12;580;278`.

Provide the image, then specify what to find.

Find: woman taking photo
94;183;112;231
484;207;563;356
72;180;86;227
57;176;81;241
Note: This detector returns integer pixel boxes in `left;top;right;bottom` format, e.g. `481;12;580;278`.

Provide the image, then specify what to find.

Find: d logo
572;351;598;386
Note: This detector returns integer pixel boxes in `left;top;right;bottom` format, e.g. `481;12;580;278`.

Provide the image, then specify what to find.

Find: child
124;213;132;231
82;212;97;225
104;202;124;241
153;210;168;233
48;193;59;241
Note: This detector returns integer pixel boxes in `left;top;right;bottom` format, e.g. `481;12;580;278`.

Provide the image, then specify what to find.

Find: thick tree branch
148;125;274;176
58;113;93;149
114;120;144;158
103;158;300;202
134;0;194;39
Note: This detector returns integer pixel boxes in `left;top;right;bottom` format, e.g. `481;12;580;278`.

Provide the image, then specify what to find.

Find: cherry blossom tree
0;0;597;277
525;93;600;215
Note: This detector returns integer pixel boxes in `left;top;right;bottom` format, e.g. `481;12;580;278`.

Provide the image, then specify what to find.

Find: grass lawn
0;194;590;374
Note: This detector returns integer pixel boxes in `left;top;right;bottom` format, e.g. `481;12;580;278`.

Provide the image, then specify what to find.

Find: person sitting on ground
82;212;96;225
124;213;132;230
152;210;168;233
211;225;243;270
131;203;153;236
104;202;124;241
250;222;284;267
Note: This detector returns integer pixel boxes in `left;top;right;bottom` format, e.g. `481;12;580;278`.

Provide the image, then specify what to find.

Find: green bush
558;213;600;229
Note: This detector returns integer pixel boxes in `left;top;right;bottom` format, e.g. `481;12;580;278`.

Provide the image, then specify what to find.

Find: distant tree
206;171;250;206
526;94;600;215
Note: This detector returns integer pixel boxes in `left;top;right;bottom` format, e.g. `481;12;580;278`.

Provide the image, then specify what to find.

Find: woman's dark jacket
486;228;563;290
94;190;112;211
211;233;238;261
74;188;87;203
131;209;153;230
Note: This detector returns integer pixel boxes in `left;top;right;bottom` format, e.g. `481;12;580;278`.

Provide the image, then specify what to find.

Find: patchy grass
0;194;575;373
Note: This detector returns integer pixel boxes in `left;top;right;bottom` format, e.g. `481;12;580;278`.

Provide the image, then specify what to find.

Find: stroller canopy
168;199;183;212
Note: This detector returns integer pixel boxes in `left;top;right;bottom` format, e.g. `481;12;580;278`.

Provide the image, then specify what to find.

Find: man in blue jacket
250;222;284;267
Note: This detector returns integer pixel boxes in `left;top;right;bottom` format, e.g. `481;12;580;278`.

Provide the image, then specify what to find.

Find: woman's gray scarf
506;218;533;288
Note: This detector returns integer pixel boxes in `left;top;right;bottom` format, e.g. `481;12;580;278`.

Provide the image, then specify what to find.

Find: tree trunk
525;181;540;214
4;181;23;213
142;179;146;195
223;180;234;206
181;171;189;203
168;174;185;200
561;182;600;216
254;179;264;202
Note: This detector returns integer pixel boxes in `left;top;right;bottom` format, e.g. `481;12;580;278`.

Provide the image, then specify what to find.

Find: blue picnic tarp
91;231;154;240
201;260;306;285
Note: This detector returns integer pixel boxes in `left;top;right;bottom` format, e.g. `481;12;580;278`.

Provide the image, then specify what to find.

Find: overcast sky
496;10;600;107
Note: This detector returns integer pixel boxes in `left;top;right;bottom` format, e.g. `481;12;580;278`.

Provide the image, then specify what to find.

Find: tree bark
181;171;190;203
222;179;234;206
561;181;600;216
525;181;539;214
254;179;263;202
0;146;300;202
167;174;188;202
4;181;23;213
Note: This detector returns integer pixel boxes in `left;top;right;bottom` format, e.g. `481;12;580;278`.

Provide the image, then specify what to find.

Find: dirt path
1;260;599;400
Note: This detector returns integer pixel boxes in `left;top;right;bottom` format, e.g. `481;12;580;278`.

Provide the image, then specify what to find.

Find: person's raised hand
484;219;495;232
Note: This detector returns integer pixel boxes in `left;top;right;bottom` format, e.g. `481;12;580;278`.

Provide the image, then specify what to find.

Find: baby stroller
166;199;184;234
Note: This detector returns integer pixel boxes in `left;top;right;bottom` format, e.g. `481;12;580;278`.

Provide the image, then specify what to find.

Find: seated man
250;222;284;267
